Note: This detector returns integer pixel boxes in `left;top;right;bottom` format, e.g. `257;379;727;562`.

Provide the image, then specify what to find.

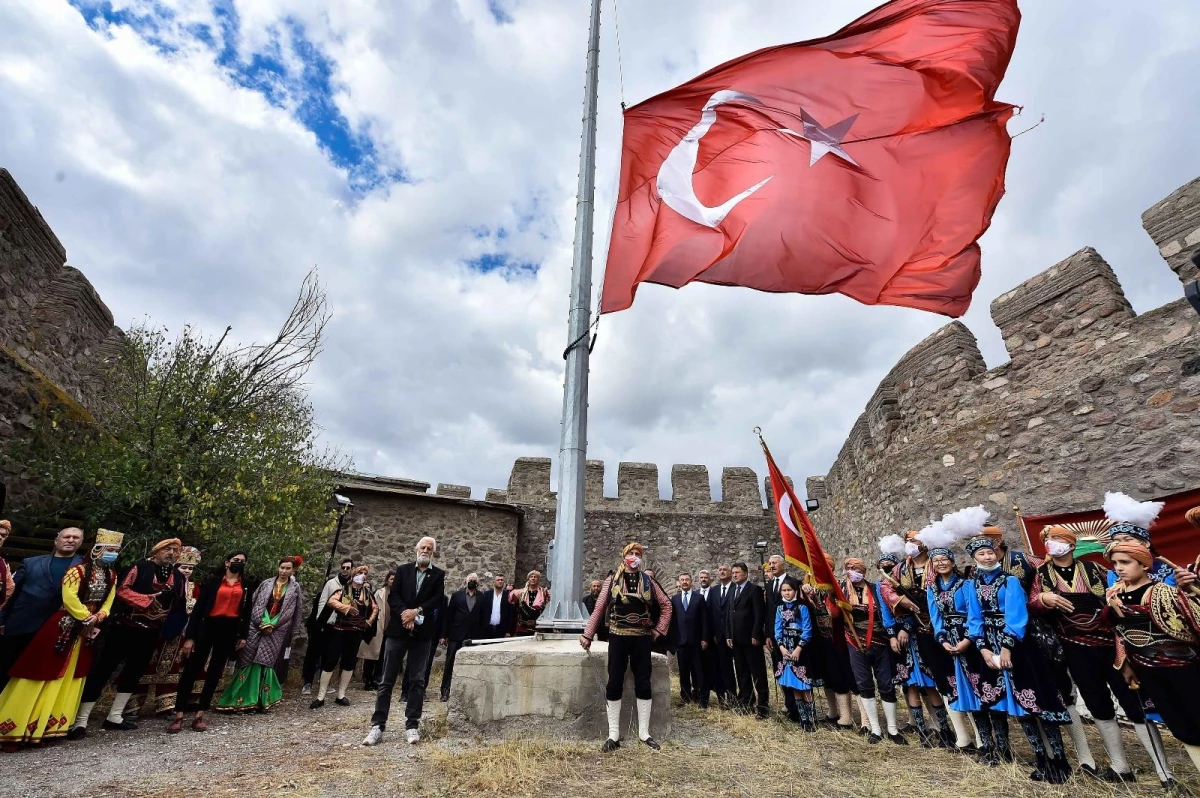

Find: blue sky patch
466;253;537;276
487;1;514;25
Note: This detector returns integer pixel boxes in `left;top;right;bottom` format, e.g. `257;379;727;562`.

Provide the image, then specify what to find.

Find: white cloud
2;0;1198;506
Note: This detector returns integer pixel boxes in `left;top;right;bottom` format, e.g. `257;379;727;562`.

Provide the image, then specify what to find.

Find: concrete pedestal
447;637;672;741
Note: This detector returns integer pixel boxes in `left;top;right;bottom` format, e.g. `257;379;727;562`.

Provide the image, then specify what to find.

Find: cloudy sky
3;0;1198;503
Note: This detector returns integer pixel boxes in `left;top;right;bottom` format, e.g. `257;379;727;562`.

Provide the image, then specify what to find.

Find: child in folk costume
841;558;905;745
1105;540;1200;777
773;580;817;731
966;534;1073;783
0;530;122;746
926;548;985;753
1102;492;1195;588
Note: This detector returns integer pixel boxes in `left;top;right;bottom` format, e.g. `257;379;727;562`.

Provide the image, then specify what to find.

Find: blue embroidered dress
927;574;982;712
774;600;814;691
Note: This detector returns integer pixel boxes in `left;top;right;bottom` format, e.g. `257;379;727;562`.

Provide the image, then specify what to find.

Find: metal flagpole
540;0;603;631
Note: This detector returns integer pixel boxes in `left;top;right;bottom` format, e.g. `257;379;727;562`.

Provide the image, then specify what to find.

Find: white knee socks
824;686;838;719
337;669;354;700
73;701;96;730
606;699;621;742
881;700;900;736
1066;706;1097;770
636;698;652;742
1185;744;1200;776
106;692;133;724
856;695;868;731
1135;722;1174;782
946;707;972;748
861;697;882;736
317;670;334;701
1094;717;1130;774
835;693;854;728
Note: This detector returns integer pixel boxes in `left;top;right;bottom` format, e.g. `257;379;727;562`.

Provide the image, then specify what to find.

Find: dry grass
426;699;1200;798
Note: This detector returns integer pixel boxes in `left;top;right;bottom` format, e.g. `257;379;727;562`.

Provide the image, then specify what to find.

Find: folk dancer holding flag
840;558;904;745
580;542;672;753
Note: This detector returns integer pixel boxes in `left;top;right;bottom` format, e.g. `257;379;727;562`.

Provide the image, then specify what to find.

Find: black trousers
848;643;897;702
440;640;465;693
1061;640;1144;722
732;642;769;712
175;616;241;712
714;638;736;701
0;631;35;692
676;642;706;705
606;635;653;701
700;637;726;702
371;635;433;731
321;627;364;673
403;641;437;694
81;624;161;701
361;658;380;686
302;625;325;685
1130;659;1200;746
479;623;508;640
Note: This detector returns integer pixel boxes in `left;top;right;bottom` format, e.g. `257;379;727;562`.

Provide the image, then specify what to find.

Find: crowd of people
588;495;1200;792
1;495;1199;791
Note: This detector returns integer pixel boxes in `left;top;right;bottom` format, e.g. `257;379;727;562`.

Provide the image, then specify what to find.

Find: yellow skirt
0;639;85;744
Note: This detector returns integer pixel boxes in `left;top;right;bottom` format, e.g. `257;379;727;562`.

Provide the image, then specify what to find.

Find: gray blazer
0;554;84;636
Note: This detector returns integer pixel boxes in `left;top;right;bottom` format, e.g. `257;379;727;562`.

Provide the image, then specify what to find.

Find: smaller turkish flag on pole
602;0;1020;317
758;430;852;621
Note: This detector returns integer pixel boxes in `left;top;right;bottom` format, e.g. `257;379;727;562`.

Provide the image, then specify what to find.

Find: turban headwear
621;542;644;557
151;538;183;556
1105;540;1153;568
981;525;1004;541
845;558;866;572
1041;525;1078;547
904;530;921;542
1186;506;1200;529
0;519;10;532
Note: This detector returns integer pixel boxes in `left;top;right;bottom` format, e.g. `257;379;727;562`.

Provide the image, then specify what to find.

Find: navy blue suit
670;590;708;705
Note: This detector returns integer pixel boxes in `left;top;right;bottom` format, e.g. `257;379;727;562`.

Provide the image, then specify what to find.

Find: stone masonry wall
807;176;1200;561
502;458;778;588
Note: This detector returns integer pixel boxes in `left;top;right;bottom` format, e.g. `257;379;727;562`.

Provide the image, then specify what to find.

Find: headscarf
1105;541;1153;568
1041;525;1077;547
876;553;899;567
151;537;183;556
928;547;955;562
844;558;866;572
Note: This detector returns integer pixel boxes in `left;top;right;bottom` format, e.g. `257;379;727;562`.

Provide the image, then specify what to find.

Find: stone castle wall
806;176;1200;562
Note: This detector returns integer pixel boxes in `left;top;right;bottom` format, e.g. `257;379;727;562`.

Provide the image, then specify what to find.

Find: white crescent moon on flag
656;89;773;229
777;492;802;539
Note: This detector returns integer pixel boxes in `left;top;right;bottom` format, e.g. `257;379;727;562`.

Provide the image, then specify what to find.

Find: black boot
972;711;996;766
993;715;1014;763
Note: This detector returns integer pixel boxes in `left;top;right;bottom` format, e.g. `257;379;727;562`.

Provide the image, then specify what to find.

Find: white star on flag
780;110;859;166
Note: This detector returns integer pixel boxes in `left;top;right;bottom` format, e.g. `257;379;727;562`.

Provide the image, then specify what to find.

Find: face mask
624;555;642;571
467;580;478;591
100;551;119;564
975;561;1001;572
1045;540;1073;558
352;574;365;585
847;570;865;583
229;561;245;574
903;542;921;557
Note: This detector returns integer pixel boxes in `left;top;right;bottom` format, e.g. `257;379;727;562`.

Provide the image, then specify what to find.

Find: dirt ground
3;674;1198;798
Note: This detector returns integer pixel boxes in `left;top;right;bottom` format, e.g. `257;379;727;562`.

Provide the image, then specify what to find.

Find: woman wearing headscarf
509;570;550;636
1105;539;1200;777
926;547;984;757
216;556;304;713
966;533;1072;783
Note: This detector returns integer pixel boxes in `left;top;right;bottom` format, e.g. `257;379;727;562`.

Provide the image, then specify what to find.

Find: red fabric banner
1022;487;1200;567
601;0;1020;318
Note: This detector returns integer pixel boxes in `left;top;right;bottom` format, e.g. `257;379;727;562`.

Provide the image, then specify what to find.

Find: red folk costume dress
0;561;116;743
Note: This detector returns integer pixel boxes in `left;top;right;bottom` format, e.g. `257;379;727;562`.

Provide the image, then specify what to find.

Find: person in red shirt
168;552;250;733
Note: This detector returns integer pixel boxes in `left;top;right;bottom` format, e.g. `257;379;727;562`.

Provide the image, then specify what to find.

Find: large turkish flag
600;0;1020;317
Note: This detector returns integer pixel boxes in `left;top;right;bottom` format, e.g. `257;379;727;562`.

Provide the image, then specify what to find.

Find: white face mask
975;561;1001;572
847;570;865;583
904;542;921;557
1045;540;1073;558
624;555;642;571
353;574;366;585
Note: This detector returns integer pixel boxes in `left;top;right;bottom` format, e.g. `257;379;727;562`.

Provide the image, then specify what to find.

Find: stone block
507;457;553;506
448;637;672;741
585;459;606;506
616;462;659;509
720;466;762;513
1142;175;1200;283
436;483;472;499
670;464;711;510
484;488;509;503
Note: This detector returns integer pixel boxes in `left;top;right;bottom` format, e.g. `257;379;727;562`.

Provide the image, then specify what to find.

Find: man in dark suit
707;565;736;706
695;569;725;706
363;536;446;747
474;573;513;639
0;527;84;691
763;554;803;721
438;572;479;702
724;561;769;719
669;572;708;707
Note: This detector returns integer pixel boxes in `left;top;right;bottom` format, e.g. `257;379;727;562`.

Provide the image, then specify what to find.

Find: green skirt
214;664;284;713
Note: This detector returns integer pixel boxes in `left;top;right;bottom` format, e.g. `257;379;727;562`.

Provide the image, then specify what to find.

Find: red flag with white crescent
601;0;1020;318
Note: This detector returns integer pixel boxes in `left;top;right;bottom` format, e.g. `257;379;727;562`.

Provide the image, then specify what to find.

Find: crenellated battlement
808;176;1200;561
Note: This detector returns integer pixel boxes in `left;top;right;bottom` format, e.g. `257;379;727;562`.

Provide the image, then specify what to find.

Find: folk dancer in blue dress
841;558;905;746
926;548;984;757
878;531;955;749
966;534;1073;783
773;581;816;731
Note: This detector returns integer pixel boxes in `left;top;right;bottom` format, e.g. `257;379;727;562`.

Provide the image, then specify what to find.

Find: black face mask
467;581;478;591
228;561;245;574
338;572;351;585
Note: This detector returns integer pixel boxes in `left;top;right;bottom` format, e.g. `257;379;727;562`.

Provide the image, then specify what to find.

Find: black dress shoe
335;697;351;707
1102;767;1136;783
867;733;883;745
309;699;325;709
640;737;661;750
440;689;450;703
102;719;137;731
889;732;909;745
66;726;87;740
601;738;620;753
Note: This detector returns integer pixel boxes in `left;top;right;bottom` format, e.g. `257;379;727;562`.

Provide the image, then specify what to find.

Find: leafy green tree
9;270;350;576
